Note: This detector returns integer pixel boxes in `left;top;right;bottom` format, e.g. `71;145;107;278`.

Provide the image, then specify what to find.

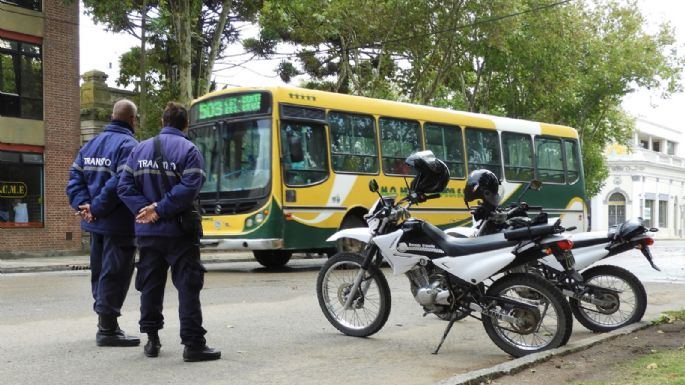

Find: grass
578;310;685;385
652;310;685;325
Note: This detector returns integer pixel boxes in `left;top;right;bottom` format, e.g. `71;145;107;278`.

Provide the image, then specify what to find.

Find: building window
607;192;626;228
652;141;660;152
0;37;43;120
667;141;675;155
643;199;655;228
659;200;668;228
328;111;378;174
0;0;41;11
640;140;648;149
0;149;44;228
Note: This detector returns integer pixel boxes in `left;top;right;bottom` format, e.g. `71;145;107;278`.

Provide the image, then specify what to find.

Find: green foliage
653;310;685;325
256;0;684;198
78;0;261;138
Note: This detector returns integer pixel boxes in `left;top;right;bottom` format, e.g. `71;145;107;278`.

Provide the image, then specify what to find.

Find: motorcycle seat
570;231;614;248
421;221;517;257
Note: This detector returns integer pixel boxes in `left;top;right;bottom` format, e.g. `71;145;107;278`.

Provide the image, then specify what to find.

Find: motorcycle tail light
556;239;574;250
644;238;654;246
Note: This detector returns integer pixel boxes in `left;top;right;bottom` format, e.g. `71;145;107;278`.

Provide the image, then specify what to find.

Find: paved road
0;243;683;385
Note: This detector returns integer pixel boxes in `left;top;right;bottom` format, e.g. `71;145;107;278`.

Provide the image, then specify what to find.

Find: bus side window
564;139;580;184
535;137;565;183
465;127;502;179
502;132;534;182
424;122;465;178
328;111;378;174
280;121;328;186
379;117;421;176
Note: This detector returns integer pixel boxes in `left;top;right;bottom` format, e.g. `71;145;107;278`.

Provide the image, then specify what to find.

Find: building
590;118;685;238
0;1;81;254
80;69;136;145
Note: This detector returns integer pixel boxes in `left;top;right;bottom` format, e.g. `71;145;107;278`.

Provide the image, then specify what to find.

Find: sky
79;0;685;131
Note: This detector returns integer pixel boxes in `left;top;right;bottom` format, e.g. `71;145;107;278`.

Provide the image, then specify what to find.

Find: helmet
464;169;501;206
405;150;450;194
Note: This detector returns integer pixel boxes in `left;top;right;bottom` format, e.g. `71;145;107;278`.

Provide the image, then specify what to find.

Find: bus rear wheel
253;250;292;268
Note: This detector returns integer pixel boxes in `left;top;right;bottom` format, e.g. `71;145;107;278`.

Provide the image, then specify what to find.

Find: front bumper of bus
199;238;284;250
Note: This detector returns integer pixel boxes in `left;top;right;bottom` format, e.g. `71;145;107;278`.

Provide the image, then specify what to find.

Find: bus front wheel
253;250;292;268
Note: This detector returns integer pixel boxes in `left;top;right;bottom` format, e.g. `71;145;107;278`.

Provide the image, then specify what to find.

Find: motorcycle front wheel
482;273;573;357
316;252;391;337
569;265;647;332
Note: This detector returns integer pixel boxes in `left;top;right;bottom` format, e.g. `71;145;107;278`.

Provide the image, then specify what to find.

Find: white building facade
590;119;685;239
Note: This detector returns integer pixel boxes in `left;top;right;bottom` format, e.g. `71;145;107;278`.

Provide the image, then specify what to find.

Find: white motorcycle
316;151;576;357
445;174;659;332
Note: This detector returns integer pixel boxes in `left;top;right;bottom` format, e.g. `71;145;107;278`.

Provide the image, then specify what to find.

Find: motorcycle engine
407;267;452;312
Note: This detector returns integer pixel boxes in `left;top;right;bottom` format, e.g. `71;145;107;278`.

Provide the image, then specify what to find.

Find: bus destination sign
196;92;269;122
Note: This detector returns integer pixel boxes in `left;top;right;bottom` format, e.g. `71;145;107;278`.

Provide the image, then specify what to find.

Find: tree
255;0;683;198
73;0;261;137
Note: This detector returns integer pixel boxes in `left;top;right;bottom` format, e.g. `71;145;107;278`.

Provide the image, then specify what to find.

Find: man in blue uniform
66;99;141;347
117;102;220;362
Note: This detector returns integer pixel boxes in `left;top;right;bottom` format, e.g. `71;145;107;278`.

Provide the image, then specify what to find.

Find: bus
188;86;587;267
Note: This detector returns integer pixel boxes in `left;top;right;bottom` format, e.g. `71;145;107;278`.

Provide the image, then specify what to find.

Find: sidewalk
0;250;257;274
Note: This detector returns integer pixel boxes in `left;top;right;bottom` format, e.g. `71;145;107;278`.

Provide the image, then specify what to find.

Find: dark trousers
135;235;207;346
90;233;136;317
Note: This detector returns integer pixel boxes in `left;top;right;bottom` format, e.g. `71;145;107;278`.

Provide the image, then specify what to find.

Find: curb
434;321;651;385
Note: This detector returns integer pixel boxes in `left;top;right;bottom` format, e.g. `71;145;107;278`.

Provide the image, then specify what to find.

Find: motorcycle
445;175;659;332
316;151;575;357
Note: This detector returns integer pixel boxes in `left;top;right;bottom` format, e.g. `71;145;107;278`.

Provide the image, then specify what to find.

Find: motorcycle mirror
369;179;379;193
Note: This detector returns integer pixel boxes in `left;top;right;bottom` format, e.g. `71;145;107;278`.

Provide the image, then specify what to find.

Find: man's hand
77;203;95;223
136;203;160;224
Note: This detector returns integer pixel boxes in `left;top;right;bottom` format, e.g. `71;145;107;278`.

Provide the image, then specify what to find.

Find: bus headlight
255;213;264;223
245;218;254;228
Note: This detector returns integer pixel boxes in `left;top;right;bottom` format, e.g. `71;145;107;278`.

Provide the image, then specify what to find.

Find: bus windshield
191;118;271;196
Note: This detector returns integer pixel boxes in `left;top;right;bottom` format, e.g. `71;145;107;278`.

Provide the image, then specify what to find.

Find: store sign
0;181;27;198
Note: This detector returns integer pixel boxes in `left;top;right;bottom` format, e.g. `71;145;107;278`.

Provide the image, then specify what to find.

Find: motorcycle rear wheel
482;273;572;357
569;265;647;332
316;252;391;337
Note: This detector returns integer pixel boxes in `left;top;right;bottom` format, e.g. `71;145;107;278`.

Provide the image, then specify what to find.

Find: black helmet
464;169;501;206
405;150;450;194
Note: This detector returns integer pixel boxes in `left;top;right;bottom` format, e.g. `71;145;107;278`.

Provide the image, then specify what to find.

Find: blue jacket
66;121;138;236
117;127;206;237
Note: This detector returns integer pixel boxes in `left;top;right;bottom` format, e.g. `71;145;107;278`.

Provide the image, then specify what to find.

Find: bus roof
192;85;579;139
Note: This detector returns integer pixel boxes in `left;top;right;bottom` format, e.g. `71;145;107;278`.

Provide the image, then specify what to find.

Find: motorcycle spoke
579;274;637;327
492;285;560;350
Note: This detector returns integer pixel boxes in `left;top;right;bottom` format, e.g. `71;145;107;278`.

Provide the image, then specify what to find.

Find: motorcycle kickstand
432;314;458;355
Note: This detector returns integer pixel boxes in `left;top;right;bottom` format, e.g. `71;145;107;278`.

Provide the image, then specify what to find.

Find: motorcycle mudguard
326;227;372;243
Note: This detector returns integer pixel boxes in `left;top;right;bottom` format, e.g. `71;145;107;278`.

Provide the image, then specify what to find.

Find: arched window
608;192;626;227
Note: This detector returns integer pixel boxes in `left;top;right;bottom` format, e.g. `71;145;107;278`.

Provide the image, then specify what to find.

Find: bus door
278;105;337;250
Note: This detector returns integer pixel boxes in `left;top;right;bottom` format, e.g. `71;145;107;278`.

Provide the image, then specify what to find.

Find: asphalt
1;246;682;385
0;250;257;274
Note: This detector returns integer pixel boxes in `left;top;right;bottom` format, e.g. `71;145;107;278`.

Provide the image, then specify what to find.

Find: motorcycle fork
343;244;381;310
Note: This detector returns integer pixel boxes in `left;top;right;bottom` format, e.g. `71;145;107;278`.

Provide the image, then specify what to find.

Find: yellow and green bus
188;86;587;267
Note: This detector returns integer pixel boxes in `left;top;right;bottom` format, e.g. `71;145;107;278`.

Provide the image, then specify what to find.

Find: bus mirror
288;135;304;163
530;180;542;191
369;179;379;193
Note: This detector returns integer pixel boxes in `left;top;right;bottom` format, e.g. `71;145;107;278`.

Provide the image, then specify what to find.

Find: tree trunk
169;0;194;104
139;0;147;135
203;0;232;95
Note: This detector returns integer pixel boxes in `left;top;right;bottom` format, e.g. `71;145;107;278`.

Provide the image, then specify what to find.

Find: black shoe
144;334;161;357
96;314;140;347
96;329;141;347
183;345;221;362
